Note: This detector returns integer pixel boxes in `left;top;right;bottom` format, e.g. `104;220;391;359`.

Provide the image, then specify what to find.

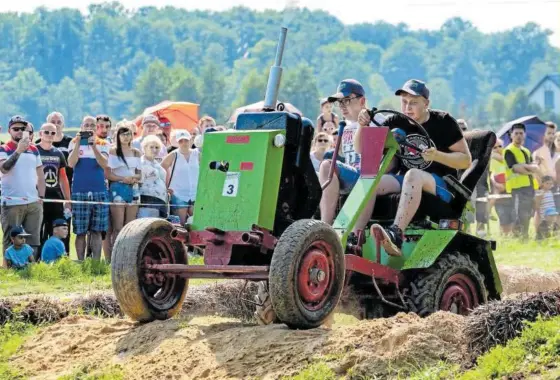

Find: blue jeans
391;173;453;203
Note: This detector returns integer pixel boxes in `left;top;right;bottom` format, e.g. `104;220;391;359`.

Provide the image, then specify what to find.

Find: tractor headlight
273;134;286;148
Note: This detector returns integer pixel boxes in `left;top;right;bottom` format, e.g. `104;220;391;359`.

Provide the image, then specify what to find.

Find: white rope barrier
0;195;184;208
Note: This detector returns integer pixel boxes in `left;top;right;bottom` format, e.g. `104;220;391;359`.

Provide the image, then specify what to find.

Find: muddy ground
7;265;560;380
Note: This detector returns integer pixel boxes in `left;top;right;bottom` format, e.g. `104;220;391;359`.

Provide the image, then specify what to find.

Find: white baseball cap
175;130;192;141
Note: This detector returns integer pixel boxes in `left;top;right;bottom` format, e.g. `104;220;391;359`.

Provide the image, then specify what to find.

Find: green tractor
111;28;502;329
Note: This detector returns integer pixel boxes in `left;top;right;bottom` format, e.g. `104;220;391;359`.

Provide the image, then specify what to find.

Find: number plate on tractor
222;172;240;197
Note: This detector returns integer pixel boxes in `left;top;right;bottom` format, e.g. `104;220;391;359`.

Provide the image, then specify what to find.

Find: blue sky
4;0;560;47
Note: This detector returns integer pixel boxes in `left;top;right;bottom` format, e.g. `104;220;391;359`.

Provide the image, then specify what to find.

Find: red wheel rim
141;237;179;309
439;273;479;315
297;241;334;311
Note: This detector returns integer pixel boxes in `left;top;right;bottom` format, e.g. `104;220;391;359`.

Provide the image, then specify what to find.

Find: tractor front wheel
407;252;487;317
111;218;189;323
269;219;345;329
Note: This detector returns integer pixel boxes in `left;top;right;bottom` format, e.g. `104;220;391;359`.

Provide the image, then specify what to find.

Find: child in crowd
316;99;339;133
535;175;559;239
4;226;35;269
41;219;69;264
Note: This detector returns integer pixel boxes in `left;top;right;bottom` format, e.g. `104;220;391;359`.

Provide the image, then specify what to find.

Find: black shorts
475;201;488;223
495;197;515;226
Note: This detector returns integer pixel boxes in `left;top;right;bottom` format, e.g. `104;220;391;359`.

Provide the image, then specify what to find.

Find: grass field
0;218;558;297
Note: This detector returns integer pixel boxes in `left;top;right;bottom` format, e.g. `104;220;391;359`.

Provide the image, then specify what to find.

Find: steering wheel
367;108;435;168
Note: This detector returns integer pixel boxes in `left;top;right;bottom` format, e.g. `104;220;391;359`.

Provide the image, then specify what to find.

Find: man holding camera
68;116;110;261
0;115;46;259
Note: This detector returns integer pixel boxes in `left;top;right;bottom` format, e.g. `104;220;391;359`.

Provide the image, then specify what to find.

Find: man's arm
59;168;71;202
36;166;46;198
0;152;21;174
426;138;472;170
92;143;108;169
505;150;539;174
0;138;30;174
67;139;80;168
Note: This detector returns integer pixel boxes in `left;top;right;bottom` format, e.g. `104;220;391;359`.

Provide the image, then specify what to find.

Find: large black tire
111;218;188;322
269;219;345;329
407;252;487;317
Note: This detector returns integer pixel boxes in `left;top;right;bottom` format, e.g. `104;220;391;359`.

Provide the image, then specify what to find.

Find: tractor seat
370;129;497;224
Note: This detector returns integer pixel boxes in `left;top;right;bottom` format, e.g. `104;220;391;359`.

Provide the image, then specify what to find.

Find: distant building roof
528;73;560;97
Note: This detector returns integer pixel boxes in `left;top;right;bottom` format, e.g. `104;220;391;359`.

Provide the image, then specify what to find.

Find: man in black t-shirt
37;112;74;188
37;122;72;253
356;79;472;256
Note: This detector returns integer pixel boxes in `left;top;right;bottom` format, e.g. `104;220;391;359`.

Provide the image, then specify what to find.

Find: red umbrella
135;101;200;133
228;100;303;124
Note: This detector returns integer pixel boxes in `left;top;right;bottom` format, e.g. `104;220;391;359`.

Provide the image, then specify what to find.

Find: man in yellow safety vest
503;123;540;238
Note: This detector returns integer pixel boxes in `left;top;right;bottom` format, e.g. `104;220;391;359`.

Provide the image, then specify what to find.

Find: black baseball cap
53;219;68;228
327;79;365;102
8;115;29;128
10;226;31;238
395;79;430;100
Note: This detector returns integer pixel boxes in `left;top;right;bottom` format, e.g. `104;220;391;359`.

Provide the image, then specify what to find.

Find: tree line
0;1;558;129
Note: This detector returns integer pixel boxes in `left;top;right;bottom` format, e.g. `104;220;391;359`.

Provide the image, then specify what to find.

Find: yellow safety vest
503;143;539;193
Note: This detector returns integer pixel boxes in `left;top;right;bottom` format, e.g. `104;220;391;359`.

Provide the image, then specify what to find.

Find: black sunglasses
11;127;26;132
317;139;329;143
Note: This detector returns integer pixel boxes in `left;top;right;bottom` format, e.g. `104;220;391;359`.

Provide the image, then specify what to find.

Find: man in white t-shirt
318;79;373;225
0;115;46;258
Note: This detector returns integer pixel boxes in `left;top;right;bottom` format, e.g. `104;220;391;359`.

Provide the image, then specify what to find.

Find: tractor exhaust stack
263;27;287;111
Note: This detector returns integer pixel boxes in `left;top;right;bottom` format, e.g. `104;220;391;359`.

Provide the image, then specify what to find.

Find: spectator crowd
1;112;220;268
1;83;558;269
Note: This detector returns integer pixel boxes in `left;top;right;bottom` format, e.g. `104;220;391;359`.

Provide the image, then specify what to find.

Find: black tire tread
269;219;345;329
111;218;188;322
407;251;487;317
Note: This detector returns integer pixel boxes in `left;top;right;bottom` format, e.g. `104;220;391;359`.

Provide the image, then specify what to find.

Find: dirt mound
498;265;560;296
10;311;466;379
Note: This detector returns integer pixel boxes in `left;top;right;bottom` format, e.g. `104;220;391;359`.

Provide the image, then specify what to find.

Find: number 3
227;184;234;195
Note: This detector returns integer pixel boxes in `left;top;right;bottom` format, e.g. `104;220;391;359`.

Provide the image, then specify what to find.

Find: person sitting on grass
3;226;35;269
41;219;69;264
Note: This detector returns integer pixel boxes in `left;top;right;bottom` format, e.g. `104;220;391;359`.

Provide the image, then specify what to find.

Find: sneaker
370;224;403;257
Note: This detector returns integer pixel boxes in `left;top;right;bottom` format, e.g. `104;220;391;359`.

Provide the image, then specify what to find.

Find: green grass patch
460;315;560;379
0;321;37;379
284;362;338;380
494;238;560;271
57;364;125;380
0;257;111;297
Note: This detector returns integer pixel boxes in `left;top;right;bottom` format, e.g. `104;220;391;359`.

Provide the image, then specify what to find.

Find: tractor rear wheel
269;219;345;329
112;218;188;322
407;252;487;317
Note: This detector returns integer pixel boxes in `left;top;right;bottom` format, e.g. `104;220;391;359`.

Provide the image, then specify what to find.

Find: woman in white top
310;132;333;172
161;129;199;225
105;126;142;248
138;135;168;218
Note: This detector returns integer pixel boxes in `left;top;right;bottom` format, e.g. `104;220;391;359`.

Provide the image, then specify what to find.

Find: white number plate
222;172;240;197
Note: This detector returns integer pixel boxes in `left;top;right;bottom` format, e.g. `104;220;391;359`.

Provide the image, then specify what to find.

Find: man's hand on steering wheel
421;147;439;162
358;109;371;127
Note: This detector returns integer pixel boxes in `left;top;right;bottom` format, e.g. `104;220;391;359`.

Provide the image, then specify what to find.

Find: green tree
199;62;226;119
280;63;320;119
4;68;48;124
368;73;391;106
169;65;201;103
429;78;455;112
381;37;427;90
132;60;172;114
485;92;507;125
46;77;84;126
